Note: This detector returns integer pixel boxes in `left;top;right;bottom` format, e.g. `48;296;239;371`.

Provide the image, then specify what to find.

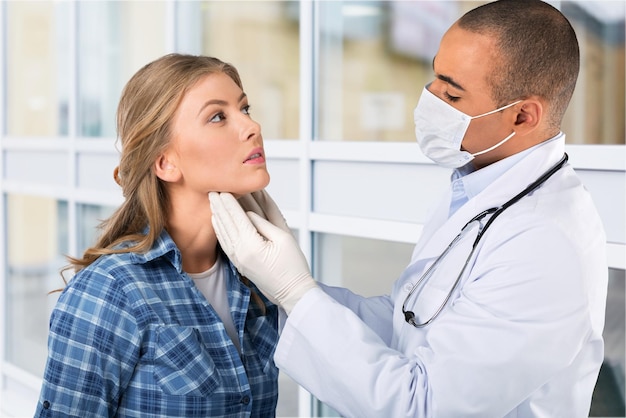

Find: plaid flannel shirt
35;229;279;417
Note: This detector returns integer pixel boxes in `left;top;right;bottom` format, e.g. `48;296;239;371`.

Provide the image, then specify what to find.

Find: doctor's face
168;72;269;197
429;24;518;167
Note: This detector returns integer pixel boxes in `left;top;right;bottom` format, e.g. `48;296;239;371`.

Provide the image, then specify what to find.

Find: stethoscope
402;153;569;328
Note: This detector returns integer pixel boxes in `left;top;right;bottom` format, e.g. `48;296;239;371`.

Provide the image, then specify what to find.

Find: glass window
176;1;300;140
561;1;625;144
316;233;414;295
277;373;299;417
77;204;116;255
5;1;71;136
317;1;459;142
318;0;625;144
77;1;166;137
590;268;625;416
4;195;67;376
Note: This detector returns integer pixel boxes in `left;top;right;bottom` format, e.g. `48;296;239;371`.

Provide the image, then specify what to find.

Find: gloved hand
236;190;291;234
209;191;318;314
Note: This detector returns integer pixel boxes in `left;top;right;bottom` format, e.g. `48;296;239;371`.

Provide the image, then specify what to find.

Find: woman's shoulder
64;250;171;298
62;252;135;296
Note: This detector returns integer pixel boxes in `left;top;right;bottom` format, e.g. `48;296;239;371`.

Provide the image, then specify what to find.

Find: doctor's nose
425;80;444;99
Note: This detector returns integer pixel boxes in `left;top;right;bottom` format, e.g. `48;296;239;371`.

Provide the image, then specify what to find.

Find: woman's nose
240;117;261;142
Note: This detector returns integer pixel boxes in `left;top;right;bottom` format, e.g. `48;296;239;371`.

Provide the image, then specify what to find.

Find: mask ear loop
471;99;523;119
472;131;516;157
469;99;523;157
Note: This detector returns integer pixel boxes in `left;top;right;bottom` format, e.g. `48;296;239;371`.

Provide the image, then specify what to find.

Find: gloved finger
213;192;270;250
237;193;265;218
250;190;291;233
247;211;289;243
208;192;238;257
208;192;231;242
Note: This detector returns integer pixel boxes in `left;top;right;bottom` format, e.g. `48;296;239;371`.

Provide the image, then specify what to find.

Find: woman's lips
244;149;265;164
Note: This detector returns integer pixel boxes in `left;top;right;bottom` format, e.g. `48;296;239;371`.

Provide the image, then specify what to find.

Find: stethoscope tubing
403;153;569;328
475;153;569;245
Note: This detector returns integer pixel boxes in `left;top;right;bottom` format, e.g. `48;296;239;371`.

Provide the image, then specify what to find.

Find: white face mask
413;84;522;168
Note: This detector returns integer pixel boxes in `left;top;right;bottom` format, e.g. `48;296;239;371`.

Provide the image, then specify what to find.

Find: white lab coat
274;137;608;418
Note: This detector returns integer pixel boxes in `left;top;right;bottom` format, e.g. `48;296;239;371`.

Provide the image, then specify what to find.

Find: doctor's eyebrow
437;74;466;92
432;56;466;92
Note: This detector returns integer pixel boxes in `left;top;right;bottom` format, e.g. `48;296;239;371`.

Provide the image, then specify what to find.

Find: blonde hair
67;54;243;271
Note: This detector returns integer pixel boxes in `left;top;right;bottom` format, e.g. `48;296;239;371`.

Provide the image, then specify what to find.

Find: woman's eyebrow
197;92;248;117
197;99;226;117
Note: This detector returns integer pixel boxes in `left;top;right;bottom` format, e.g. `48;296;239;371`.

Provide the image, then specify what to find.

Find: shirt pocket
153;325;221;397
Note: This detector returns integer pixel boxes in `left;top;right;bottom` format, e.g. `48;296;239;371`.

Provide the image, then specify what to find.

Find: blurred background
0;1;623;416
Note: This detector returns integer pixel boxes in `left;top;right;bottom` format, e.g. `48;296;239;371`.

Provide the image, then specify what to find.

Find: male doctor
209;0;608;416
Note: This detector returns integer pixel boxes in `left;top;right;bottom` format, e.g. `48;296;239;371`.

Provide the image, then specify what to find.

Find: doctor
209;0;608;417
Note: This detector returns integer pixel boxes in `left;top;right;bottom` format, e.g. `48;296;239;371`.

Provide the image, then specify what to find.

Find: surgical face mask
413;84;522;169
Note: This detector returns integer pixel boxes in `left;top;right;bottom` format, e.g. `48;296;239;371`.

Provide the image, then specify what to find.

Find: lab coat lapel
411;137;566;262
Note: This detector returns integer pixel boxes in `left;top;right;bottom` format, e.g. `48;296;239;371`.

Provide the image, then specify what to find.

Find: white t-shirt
188;258;241;353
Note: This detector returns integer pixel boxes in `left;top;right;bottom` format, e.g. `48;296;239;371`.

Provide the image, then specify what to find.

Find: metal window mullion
165;0;176;52
298;1;315;417
0;0;7;396
68;1;79;258
299;0;314;260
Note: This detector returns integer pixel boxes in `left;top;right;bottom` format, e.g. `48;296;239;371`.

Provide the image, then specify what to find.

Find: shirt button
241;395;250;405
43;400;51;409
404;283;414;292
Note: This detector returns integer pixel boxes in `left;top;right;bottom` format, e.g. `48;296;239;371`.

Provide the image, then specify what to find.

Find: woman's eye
209;112;225;123
444;92;460;102
242;105;251;115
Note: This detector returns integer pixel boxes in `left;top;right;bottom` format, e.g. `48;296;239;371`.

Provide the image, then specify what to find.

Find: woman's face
166;72;269;197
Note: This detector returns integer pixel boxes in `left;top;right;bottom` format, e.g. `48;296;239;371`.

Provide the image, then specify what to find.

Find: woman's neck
166;199;219;274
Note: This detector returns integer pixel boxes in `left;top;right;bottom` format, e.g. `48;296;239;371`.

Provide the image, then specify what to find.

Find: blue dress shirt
448;133;563;216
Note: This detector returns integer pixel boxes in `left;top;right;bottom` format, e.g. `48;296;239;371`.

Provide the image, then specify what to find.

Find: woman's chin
227;188;264;200
214;175;270;199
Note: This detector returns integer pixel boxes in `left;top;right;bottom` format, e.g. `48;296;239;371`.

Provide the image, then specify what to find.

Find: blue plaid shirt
35;229;279;417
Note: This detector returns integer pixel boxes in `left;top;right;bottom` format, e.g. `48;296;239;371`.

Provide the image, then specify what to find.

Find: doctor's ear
513;98;543;135
154;154;181;182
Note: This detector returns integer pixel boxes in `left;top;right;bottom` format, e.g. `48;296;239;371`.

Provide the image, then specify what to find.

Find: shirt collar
451;132;565;204
128;228;184;272
127;228;239;278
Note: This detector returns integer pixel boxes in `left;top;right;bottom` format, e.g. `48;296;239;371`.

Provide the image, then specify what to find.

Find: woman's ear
513;98;543;136
154;153;181;182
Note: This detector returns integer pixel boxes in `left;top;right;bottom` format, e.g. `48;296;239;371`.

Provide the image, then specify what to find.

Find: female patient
35;53;279;417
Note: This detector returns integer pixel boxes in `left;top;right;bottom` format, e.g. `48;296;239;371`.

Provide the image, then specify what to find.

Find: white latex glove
236;190;291;234
209;191;318;314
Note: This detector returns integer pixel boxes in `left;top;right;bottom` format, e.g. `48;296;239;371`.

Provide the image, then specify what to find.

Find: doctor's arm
210;191;597;417
275;220;594;417
318;283;395;344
